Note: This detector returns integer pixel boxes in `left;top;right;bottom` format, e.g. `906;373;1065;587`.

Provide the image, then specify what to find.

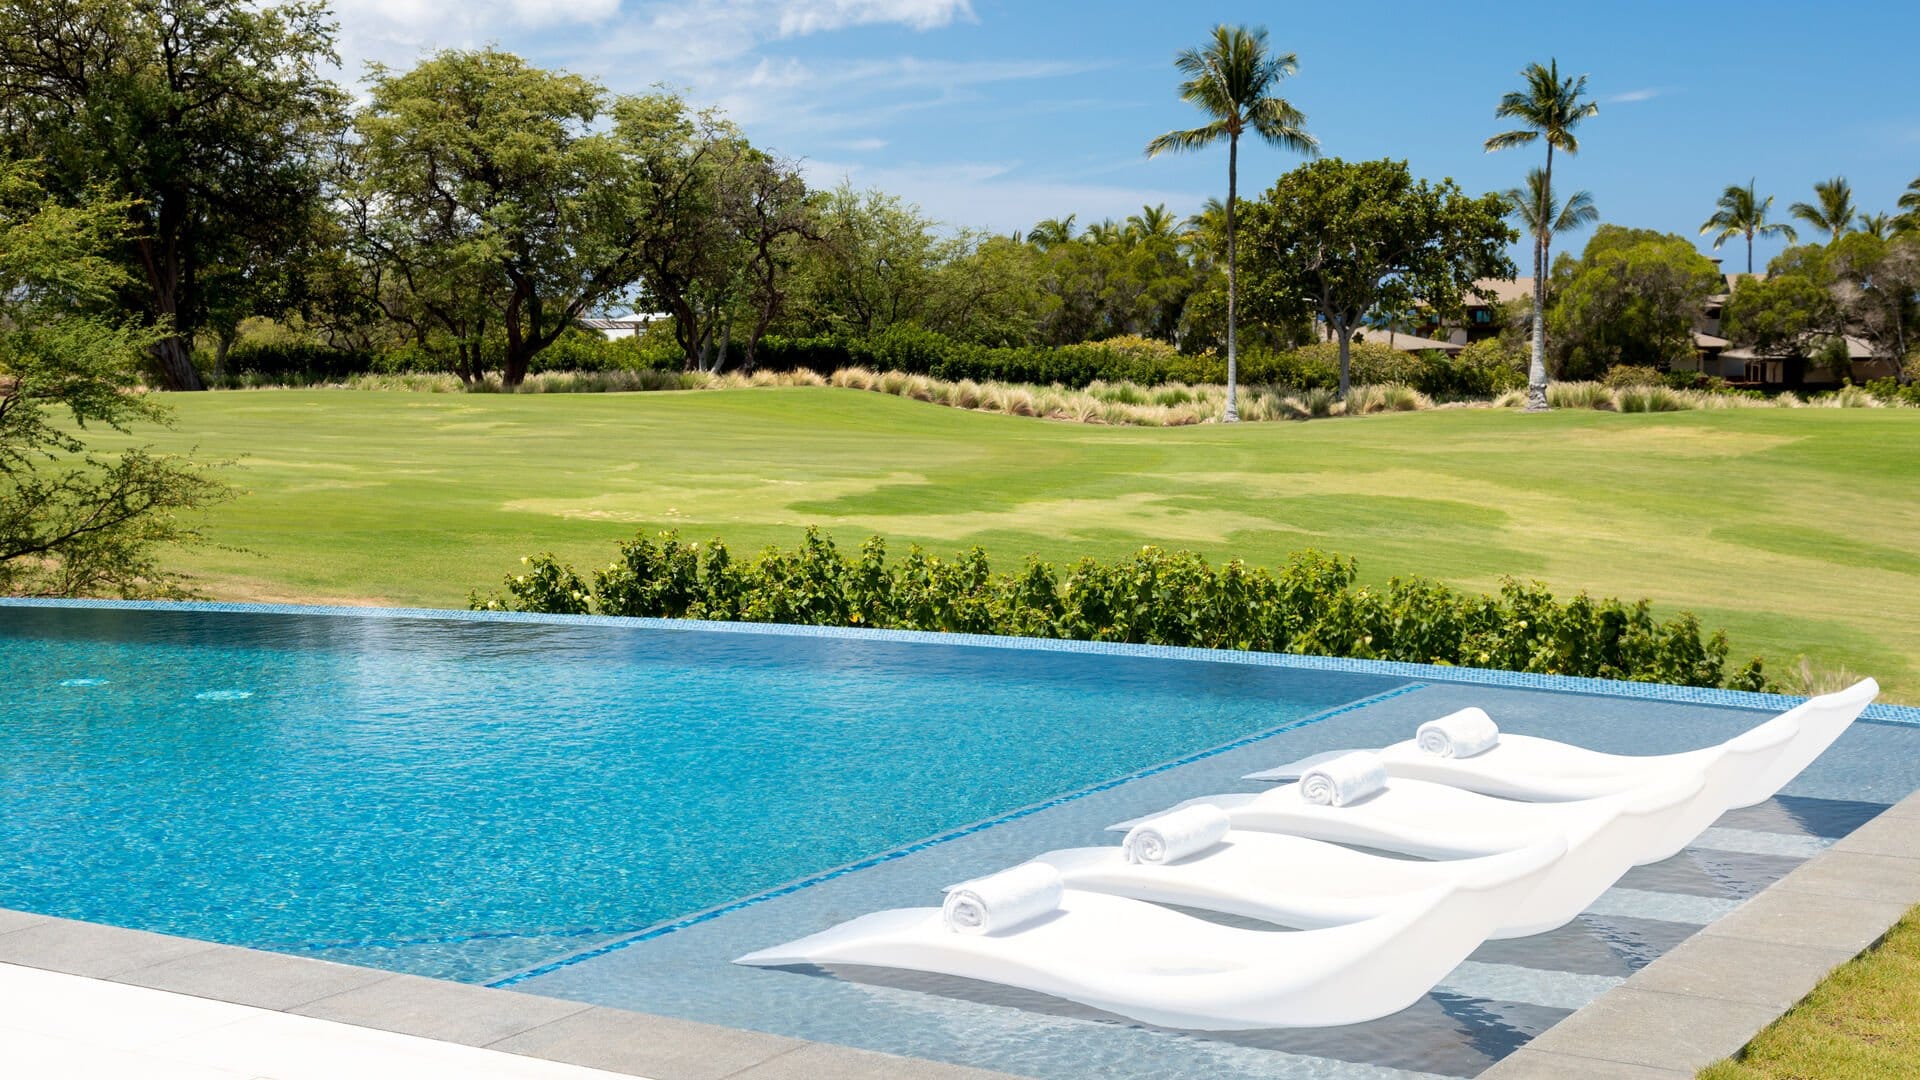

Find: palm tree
1146;25;1315;422
1699;180;1797;274
1508;168;1599;271
1126;203;1178;243
1856;212;1893;241
1897;177;1920;235
1485;59;1599;412
1027;214;1077;250
1789;177;1856;242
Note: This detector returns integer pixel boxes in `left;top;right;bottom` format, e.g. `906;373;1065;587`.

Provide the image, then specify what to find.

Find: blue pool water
0;604;1394;982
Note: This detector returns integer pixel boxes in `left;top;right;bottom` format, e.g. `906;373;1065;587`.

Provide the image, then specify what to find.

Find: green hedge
474;529;1773;690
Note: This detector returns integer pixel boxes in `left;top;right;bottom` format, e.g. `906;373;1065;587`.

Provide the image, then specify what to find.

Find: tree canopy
1547;225;1723;377
0;0;346;390
1238;157;1516;397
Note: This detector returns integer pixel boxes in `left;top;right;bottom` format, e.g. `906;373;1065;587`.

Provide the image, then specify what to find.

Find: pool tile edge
1477;788;1920;1079
0;913;1028;1080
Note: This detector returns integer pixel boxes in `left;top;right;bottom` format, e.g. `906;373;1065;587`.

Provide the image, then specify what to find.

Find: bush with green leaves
1602;364;1666;389
474;529;1774;690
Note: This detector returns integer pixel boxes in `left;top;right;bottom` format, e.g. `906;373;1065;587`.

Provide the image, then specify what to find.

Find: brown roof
1350;328;1465;355
1720;335;1877;362
1469;278;1533;306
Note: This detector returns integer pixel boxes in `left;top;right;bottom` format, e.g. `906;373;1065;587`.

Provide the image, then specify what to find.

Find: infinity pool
0;603;1395;983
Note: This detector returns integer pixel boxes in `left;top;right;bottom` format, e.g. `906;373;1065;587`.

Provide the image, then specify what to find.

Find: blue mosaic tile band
8;597;1916;726
480;682;1429;988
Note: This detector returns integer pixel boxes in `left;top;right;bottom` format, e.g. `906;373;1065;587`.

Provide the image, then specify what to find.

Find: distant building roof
1693;331;1730;350
578;316;658;331
1469;278;1532;306
1350;328;1465;355
1721;335;1877;362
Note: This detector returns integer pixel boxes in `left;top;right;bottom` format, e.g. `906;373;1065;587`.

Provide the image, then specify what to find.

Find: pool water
0;605;1395;982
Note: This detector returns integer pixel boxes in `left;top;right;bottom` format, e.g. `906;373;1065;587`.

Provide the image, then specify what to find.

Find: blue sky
331;0;1920;268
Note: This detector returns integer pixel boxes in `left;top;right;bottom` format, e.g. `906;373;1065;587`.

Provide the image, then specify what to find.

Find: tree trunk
1526;144;1553;412
151;335;205;392
1223;132;1239;423
1337;322;1352;401
212;331;233;384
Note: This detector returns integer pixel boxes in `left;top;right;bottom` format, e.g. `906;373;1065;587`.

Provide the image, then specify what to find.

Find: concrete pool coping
4;791;1917;1080
1481;787;1920;1079
0;906;1020;1080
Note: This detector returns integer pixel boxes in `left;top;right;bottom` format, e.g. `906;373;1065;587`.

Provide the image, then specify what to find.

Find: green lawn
89;387;1920;700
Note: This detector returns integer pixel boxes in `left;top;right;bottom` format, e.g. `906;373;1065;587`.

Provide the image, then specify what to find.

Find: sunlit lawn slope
87;387;1920;699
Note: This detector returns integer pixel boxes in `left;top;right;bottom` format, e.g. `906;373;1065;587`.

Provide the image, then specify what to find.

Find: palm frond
1244;96;1317;154
1145;120;1231;157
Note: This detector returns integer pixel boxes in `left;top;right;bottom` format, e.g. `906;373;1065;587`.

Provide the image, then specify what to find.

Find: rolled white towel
1122;805;1231;865
1417;707;1501;758
1299;750;1388;807
942;862;1064;935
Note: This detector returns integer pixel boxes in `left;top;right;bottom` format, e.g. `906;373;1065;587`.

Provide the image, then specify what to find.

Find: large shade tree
0;0;346;390
1790;177;1858;242
1146;24;1315;422
1484;59;1599;411
1700;180;1797;274
1238;157;1516;399
354;49;654;387
1547;226;1722;377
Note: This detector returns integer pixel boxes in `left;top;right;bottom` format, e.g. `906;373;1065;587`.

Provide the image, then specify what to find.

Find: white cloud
1604;87;1668;104
802;158;1201;233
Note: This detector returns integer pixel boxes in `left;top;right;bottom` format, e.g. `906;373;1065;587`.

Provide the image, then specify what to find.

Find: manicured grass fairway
92;387;1920;699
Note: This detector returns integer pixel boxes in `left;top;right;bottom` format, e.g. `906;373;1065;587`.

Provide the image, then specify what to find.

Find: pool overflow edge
6;597;1918;726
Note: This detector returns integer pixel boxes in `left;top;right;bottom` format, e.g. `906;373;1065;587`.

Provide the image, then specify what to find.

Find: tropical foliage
0;164;230;595
1700;180;1796;274
476;529;1773;690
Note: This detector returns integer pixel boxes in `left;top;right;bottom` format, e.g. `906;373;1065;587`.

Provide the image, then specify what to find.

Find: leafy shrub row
473;529;1772;690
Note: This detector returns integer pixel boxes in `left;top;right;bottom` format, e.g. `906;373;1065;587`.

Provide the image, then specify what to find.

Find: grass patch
69;387;1920;700
1700;904;1920;1079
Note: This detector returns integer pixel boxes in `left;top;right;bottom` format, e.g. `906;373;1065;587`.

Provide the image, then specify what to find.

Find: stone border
1480;789;1920;1079
0;908;1020;1080
9;597;1919;726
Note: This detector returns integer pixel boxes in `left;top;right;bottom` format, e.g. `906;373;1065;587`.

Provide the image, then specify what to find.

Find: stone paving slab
293;972;596;1045
1480;1048;1690;1079
485;1005;810;1079
1479;789;1920;1078
0;912;1024;1080
0;917;221;979
119;943;392;1010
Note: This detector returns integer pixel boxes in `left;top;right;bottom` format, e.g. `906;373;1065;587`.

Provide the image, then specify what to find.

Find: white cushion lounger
1246;679;1877;807
736;846;1563;1030
1032;831;1569;937
1110;771;1706;937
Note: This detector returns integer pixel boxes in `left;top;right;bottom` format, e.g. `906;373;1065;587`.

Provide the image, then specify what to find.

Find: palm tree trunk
1746;229;1754;276
1224;132;1239;423
1527;144;1553;412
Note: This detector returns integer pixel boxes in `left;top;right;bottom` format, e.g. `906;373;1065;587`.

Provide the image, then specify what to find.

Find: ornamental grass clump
475;528;1775;691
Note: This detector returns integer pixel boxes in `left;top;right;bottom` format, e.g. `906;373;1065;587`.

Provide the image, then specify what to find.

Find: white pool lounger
1246;679;1878;806
1032;830;1569;932
1111;771;1706;937
735;846;1562;1030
